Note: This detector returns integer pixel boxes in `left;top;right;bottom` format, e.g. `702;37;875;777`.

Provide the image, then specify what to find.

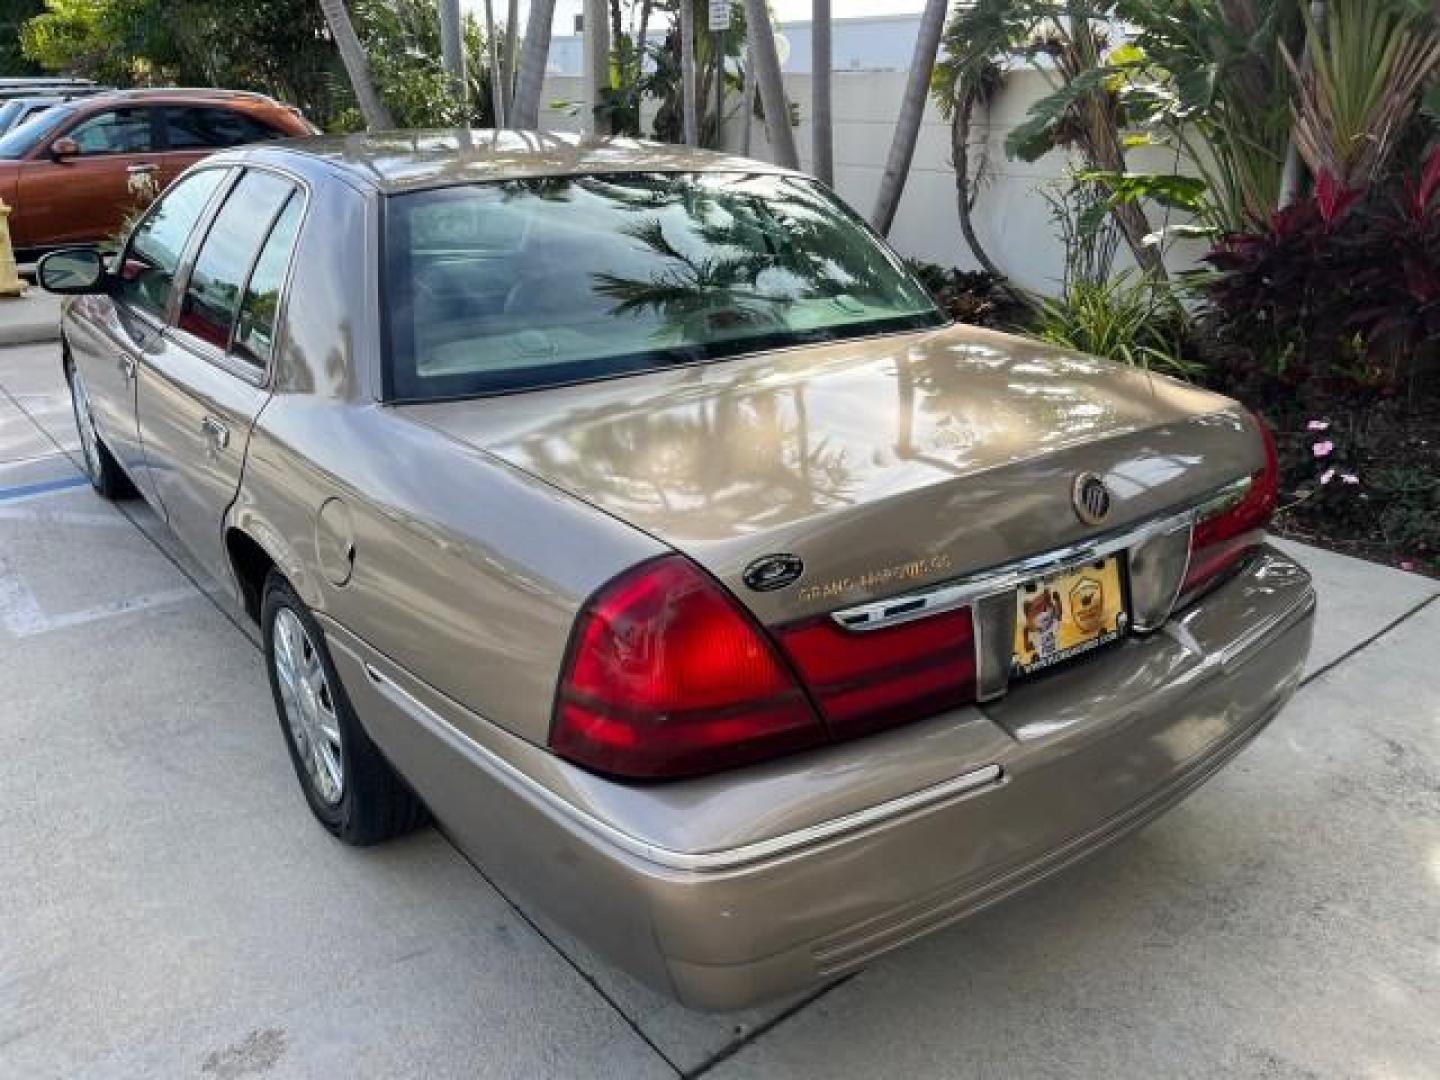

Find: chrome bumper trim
831;477;1252;633
360;658;1004;873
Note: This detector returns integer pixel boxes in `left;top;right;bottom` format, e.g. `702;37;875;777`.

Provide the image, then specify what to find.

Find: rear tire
66;356;132;500
261;571;427;845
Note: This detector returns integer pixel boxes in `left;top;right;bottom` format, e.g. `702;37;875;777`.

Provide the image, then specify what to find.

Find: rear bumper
324;546;1314;1011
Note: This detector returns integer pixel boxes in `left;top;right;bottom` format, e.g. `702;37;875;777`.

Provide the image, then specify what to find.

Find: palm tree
513;0;558;128
318;0;394;130
933;54;1008;280
483;0;505;126
500;0;519;121
743;0;799;168
584;0;611;135
680;0;699;144
813;0;833;184
870;0;947;235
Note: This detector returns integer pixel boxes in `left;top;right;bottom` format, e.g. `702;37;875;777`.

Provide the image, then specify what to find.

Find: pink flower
1307;420;1330;432
1341;472;1359;485
1312;440;1334;458
1319;468;1335;485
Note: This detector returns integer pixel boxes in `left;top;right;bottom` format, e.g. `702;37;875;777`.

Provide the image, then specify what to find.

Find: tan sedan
39;133;1315;1011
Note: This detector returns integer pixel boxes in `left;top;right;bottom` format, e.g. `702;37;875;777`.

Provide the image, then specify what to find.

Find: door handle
200;415;230;450
125;163;157;175
117;354;136;381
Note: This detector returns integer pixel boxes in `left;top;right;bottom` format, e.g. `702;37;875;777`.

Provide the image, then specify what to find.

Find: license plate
1012;556;1128;678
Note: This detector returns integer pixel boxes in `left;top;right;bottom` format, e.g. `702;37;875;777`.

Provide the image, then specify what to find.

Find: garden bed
1243;378;1439;578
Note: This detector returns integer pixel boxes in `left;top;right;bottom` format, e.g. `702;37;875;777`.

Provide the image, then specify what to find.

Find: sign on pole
708;0;731;32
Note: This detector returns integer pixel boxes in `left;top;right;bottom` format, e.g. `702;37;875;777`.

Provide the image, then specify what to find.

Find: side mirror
37;248;108;295
49;136;79;160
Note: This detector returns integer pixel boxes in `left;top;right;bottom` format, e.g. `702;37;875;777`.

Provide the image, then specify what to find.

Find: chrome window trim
358;657;1004;873
831;477;1254;633
164;159;314;389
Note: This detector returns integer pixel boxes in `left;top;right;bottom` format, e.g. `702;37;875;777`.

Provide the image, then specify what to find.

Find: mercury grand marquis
39;132;1316;1011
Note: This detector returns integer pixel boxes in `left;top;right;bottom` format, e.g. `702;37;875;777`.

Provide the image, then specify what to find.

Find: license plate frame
1011;554;1129;678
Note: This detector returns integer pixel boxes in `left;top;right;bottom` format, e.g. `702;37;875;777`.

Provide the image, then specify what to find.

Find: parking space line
0;550;199;638
0;474;89;503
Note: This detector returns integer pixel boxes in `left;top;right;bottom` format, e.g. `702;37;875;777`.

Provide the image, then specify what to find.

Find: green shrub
1031;273;1199;378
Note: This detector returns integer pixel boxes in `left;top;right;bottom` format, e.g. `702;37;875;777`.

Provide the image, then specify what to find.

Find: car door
67;166;230;499
136;166;305;583
15;104;165;246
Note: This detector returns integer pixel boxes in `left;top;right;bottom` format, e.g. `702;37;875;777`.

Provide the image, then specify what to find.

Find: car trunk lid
399;323;1261;628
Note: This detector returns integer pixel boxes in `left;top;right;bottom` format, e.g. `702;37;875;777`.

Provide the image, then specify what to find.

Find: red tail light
551;556;825;779
775;607;976;739
1181;412;1279;600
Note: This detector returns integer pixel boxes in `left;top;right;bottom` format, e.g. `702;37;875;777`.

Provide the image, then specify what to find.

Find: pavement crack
683;974;857;1079
437;825;686;1078
1299;591;1440;689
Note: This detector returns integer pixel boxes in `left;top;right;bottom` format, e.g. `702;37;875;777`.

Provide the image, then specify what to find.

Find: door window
163;107;283;150
113;167;228;322
233;195;303;367
177;170;297;352
65;108;154;155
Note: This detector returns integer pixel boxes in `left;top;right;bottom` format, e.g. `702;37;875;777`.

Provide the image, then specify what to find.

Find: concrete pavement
0;288;61;346
2;336;1437;1078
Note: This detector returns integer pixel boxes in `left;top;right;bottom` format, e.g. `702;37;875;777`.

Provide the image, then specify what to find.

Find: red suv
0;88;314;257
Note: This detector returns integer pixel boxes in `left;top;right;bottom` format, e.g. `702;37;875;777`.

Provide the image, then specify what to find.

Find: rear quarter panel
229;165;664;744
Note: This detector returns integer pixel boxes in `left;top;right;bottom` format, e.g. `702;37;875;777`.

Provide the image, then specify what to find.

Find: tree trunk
1088;117;1166;278
584;0;611;135
318;0;393;130
870;0;946;235
812;0;833;184
950;86;1003;280
512;0;557;129
743;0;798;168
500;0;519;121
484;0;505;126
740;37;754;155
1067;10;1166;278
1279;0;1328;208
438;0;467;110
679;0;699;145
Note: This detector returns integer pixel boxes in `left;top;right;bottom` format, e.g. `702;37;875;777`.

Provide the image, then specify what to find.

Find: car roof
238;129;799;195
64;88;286;111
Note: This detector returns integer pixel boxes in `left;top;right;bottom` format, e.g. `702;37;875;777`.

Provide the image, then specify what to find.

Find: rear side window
233;195;303;366
66;107;153;154
114;168;228;321
177;169;297;353
164;107;282;150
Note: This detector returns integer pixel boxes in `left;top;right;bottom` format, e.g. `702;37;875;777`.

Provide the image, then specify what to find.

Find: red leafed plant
1201;146;1440;384
1344;145;1440;361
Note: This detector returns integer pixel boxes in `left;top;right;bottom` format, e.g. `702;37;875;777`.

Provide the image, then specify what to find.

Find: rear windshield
0;104;73;158
382;171;943;399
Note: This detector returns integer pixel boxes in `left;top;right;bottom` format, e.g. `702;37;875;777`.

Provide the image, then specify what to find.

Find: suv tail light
774;608;976;739
551;556;826;779
1181;412;1279;601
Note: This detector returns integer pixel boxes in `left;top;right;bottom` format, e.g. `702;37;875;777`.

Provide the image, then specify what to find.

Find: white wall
540;68;1204;296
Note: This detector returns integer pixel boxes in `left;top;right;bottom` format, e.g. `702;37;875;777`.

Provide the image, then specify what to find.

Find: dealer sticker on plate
1012;556;1128;677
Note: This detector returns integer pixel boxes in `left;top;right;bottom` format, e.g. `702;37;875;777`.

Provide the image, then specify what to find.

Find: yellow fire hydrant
0;199;26;297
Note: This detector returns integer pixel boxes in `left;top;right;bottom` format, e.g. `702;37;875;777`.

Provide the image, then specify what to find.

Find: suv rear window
382;171;943;400
164;106;282;149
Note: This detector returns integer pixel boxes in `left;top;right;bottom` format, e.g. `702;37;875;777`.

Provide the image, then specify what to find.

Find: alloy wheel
272;607;345;805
